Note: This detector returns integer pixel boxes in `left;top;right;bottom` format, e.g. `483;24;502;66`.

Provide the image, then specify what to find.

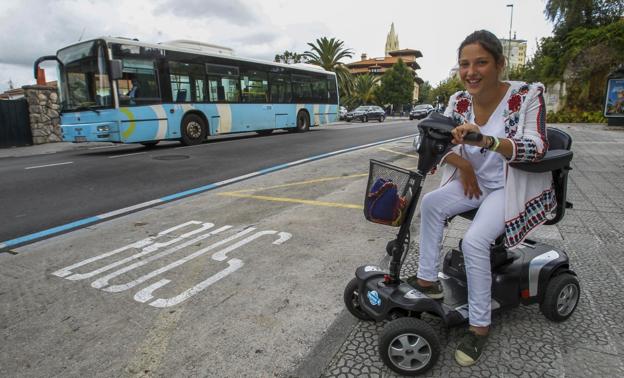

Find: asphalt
1;122;623;377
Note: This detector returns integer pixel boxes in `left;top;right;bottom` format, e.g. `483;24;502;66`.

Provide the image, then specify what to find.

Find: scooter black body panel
354;240;572;326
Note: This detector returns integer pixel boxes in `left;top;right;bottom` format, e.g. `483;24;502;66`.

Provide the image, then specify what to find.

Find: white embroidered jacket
438;81;556;247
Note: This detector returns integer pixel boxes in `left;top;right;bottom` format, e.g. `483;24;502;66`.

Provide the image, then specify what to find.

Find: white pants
417;179;505;327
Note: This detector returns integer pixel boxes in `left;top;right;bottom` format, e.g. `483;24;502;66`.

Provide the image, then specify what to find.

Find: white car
339;106;348;120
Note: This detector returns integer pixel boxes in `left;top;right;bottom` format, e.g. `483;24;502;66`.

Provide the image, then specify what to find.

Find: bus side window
217;85;225;101
117;59;160;106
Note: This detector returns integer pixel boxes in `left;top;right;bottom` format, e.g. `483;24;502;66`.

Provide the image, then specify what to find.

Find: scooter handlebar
463;132;483;142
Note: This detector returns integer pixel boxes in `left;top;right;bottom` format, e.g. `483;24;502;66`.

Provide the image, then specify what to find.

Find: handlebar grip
463;132;483;142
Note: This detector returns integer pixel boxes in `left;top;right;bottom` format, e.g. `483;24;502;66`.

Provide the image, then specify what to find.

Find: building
346;23;423;103
499;33;527;70
0;81;57;100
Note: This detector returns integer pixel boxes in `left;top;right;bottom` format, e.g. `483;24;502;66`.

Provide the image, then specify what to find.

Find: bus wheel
180;114;207;146
296;111;310;132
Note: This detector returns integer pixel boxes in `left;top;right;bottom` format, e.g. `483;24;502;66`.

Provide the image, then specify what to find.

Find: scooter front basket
364;160;420;227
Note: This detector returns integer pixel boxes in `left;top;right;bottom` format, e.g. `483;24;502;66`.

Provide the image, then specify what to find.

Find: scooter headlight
413;133;422;151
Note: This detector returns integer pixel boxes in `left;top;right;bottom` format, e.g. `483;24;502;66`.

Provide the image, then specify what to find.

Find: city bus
34;37;339;146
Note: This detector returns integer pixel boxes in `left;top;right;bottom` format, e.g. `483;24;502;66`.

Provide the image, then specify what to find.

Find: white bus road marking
51;221;292;307
25;161;73;170
108;152;146;159
52;221;215;280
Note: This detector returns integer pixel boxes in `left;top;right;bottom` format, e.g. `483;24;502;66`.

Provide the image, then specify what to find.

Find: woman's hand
451;123;485;147
459;164;482;199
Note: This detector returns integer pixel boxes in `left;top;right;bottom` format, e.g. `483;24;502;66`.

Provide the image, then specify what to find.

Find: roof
346;56;421;70
388;49;423;58
56;37;335;76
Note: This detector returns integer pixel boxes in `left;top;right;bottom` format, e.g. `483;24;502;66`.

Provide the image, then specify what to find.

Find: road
0;125;421;376
0;120;416;245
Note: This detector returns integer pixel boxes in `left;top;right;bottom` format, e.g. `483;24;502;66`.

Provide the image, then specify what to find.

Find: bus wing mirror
110;59;123;80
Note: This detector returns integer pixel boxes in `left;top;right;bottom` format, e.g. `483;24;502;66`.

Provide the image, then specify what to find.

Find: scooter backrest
547;127;572;150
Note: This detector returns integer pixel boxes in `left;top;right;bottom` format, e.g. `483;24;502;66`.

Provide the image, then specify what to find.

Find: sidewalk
297;123;624;377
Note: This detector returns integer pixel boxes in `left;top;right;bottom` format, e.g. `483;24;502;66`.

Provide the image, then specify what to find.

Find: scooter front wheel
343;277;373;321
379;317;440;376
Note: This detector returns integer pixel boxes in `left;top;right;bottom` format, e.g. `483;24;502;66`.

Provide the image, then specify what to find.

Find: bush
546;108;606;123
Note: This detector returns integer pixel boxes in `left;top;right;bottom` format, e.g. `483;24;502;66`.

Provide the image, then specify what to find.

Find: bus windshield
57;40;112;112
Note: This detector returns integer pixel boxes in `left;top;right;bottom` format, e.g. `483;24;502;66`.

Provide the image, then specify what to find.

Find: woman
407;30;554;366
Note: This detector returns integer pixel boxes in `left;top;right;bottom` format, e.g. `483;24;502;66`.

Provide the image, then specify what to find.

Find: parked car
409;104;435;120
346;105;386;122
339;106;348;120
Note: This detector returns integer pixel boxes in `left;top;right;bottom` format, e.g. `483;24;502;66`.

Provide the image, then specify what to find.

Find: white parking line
25;161;73;170
109;152;146;159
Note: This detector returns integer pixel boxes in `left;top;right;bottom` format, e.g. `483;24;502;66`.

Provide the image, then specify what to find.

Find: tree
348;74;378;107
545;0;623;35
376;59;414;112
429;76;464;108
417;81;433;104
274;51;307;64
304;37;354;96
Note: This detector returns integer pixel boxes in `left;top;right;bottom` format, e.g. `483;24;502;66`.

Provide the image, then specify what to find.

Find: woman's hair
458;30;505;66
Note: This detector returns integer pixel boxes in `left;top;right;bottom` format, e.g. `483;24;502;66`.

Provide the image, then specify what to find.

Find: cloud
153;0;259;26
0;0;133;67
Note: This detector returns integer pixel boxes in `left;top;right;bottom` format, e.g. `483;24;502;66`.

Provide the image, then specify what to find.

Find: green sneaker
405;276;444;299
455;329;488;367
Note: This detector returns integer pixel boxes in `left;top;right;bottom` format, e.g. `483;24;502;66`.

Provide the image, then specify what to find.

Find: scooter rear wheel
540;273;580;322
343;277;373;321
379;317;440;376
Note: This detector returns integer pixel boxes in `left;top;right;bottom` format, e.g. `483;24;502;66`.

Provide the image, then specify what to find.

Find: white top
463;86;512;189
440;82;555;247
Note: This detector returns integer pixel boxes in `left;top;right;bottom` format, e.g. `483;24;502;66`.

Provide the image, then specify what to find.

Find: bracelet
490;136;501;151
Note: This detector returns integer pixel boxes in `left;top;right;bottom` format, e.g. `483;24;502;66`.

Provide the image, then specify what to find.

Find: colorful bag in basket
365;178;408;226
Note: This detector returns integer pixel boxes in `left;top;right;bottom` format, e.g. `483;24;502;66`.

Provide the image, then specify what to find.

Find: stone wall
22;85;62;144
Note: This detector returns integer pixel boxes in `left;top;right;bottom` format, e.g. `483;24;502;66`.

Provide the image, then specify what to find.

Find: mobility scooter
344;113;579;375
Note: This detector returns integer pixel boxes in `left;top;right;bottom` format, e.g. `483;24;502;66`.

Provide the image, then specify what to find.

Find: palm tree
304;37;354;95
351;74;379;106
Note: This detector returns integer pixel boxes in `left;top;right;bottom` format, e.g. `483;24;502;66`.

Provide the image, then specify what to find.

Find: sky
0;0;556;93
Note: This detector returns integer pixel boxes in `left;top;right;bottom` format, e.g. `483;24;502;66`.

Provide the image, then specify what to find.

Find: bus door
269;73;293;129
206;64;240;134
240;69;272;131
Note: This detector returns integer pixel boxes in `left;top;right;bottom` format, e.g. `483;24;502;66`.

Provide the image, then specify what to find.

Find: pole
506;4;514;79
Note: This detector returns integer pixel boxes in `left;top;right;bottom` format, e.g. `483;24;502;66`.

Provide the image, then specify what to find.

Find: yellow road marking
222;173;368;194
218;148;418;208
378;147;417;158
219;192;363;209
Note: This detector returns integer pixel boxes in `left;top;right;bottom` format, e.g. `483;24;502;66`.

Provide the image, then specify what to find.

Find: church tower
385;23;399;56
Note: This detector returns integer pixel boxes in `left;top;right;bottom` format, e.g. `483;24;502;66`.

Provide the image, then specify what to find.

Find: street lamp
506;3;514;79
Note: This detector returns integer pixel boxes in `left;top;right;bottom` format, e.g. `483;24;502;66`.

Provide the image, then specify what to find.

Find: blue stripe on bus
0;134;416;250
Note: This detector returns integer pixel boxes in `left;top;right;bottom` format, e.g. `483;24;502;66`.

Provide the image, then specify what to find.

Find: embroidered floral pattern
456;98;470;114
503;84;530;137
508;94;522;113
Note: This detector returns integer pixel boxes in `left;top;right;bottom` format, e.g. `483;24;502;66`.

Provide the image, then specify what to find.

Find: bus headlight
97;125;110;132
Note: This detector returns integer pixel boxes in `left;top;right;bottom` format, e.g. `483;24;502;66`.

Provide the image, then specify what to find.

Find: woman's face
458;42;503;97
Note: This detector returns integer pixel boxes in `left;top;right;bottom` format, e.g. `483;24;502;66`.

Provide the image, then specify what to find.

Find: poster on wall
605;78;624;117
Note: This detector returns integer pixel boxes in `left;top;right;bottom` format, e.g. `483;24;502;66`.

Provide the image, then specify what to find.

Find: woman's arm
505;86;548;162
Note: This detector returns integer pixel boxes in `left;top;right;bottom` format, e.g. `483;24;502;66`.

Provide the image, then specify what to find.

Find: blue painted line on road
0;134;416;250
0;216;101;250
